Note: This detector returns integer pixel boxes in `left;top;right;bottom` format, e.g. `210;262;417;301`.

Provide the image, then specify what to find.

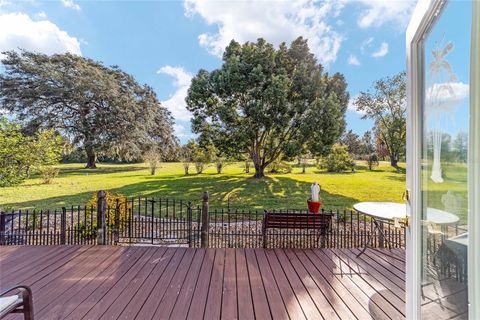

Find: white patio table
353;202;459;257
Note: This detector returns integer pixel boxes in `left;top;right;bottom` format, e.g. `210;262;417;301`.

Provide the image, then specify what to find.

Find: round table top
353;202;460;225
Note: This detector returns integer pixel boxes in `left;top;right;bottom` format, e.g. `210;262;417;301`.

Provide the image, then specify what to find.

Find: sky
0;0;420;143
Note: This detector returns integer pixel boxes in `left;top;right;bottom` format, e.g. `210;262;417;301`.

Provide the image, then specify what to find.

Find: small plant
85;191;132;229
321;144;355;173
183;162;190;175
144;149;160;175
298;154;309;174
40;166;60;184
366;153;379;171
244;160;251;173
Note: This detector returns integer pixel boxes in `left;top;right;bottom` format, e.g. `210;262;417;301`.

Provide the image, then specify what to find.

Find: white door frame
406;0;479;319
468;0;479;318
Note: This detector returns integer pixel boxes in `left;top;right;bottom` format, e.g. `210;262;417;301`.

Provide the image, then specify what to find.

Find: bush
366;153;379;171
85;191;132;229
322;144;355;172
143;149;160;175
39;166;60;184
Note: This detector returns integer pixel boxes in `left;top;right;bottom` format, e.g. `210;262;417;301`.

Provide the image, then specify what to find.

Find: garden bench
262;211;333;248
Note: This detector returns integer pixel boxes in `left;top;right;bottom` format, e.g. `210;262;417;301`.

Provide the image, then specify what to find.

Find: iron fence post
97;190;107;245
201;191;209;248
60;208;67;245
187;202;192;247
114;198;120;245
0;213;6;245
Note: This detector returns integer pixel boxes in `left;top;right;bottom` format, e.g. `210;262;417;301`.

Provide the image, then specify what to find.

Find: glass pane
421;1;471;318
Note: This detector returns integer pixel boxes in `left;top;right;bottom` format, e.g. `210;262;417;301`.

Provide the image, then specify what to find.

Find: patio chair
0;285;34;320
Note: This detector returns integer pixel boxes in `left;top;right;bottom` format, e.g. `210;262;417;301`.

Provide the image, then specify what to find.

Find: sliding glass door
407;0;479;319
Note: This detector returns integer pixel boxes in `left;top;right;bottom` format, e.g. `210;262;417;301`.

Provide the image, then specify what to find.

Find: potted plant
307;182;321;213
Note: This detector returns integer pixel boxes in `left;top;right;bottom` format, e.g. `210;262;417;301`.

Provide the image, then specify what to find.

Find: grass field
0;161;407;212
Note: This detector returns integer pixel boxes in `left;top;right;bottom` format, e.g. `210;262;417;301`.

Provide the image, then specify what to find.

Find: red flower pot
307;200;321;214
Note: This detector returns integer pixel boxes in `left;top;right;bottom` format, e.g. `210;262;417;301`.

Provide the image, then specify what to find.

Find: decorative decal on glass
425;38;469;183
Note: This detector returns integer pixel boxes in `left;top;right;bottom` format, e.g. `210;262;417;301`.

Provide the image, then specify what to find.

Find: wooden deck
0;246;406;319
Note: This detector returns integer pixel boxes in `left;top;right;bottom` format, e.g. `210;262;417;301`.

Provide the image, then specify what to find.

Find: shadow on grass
58;166;147;176
3;174;358;212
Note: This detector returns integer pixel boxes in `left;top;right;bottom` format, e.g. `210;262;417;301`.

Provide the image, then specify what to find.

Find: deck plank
64;247;150;319
220;248;238;320
100;247;167;320
245;248;272;320
135;248;187;319
0;246;413;320
321;249;404;319
79;247;158;319
254;249;289;320
153;248;197;319
264;249;306;320
186;249;215;320
203;248;225;320
283;249;342;320
274;249;323;320
169;249;206;320
293;249;367;320
118;248;177;320
235;249;255;320
37;246;131;319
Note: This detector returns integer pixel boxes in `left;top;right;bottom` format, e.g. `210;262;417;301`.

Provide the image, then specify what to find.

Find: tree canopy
354;71;406;167
0;50;177;168
186;37;348;178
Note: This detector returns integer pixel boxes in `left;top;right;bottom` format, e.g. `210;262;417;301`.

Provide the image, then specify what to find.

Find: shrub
85;191;132;229
144;149;160;175
39;166;60;184
366;153;379;171
322;144;355;172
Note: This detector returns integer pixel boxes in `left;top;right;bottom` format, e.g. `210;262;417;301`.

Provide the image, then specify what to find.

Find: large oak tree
0;50;176;168
186;37;348;178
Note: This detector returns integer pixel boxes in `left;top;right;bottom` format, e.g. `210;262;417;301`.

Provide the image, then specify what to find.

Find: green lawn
0;161;407;212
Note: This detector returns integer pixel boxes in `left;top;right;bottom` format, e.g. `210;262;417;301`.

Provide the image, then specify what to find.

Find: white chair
0;286;33;320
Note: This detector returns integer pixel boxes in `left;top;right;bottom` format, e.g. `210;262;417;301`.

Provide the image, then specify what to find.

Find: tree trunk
390;153;398;167
85;146;97;169
253;165;265;178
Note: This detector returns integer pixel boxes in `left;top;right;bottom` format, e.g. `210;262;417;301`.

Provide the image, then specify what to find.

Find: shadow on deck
0;246;408;319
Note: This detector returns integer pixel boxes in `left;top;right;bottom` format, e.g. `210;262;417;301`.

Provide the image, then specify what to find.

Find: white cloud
0;12;82;57
360;37;373;53
0;0;11;9
347;54;360;66
62;0;80;11
35;11;47;19
371;42;389;58
357;0;416;30
184;0;344;66
347;95;365;115
157;65;193;122
426;82;469;112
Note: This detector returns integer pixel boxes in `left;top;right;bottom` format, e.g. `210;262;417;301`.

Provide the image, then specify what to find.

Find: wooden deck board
0;246;411;320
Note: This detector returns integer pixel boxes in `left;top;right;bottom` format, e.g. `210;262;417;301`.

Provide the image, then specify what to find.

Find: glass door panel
421;1;471;318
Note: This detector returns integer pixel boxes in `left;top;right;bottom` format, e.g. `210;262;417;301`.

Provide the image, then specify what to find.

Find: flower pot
307;200;321;214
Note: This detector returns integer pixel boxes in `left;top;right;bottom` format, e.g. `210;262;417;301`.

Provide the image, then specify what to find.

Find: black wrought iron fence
204;208;406;249
1;190;407;249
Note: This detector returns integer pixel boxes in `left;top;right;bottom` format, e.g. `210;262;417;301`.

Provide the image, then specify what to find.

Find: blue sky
0;0;419;143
